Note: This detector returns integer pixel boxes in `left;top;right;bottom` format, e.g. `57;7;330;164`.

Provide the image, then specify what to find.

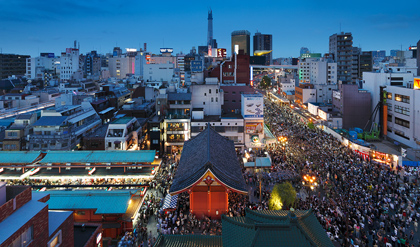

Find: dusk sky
1;0;419;58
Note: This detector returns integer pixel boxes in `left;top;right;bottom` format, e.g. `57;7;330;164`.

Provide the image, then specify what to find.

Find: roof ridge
222;215;255;229
295;220;320;247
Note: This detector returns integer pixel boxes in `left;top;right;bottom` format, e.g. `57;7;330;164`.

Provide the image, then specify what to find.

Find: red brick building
207;52;250;85
0;182;74;247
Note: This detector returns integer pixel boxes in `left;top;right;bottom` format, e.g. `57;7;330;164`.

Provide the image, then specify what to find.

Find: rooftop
48;210;73;237
33;116;67;126
85;124;109;138
0;151;41;164
15;114;33;120
0;200;48;244
170;126;247;194
111;116;135;125
167;92;191;101
38;150;156;164
34;190;137;214
74;224;100;247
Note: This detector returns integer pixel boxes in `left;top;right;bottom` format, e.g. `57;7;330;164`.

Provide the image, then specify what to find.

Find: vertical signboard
241;94;264;119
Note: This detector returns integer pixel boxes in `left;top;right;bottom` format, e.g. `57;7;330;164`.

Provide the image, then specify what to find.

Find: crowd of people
264;99;420;247
120;98;420;247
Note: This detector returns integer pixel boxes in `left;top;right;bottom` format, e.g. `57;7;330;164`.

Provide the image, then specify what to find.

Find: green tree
260;75;272;89
268;182;297;210
307;121;315;129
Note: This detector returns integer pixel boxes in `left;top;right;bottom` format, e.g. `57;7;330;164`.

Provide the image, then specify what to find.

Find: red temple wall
191;185;228;219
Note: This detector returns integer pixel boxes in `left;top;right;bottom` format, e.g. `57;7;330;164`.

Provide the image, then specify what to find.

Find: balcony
169;104;192;109
165;114;191;120
167;138;185;143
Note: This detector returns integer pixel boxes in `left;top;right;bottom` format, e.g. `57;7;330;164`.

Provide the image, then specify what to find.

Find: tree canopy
268;182;297;210
259;75;272;89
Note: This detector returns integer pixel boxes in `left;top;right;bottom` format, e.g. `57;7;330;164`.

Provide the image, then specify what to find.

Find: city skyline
1;0;419;58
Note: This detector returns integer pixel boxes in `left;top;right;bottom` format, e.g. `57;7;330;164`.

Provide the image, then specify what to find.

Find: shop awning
162;194;178;210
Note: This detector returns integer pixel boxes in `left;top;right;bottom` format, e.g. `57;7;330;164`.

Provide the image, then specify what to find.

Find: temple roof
153;209;333;247
169;126;247;194
222;209;334;247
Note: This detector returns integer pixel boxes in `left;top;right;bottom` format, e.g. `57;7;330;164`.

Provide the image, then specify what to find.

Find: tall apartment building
417;40;420;76
84;50;101;77
60;47;80;81
0;54;30;79
177;54;185;83
351;47;362;83
231;30;251;55
299;58;337;85
329;32;353;84
253;32;272;65
108;56;135;79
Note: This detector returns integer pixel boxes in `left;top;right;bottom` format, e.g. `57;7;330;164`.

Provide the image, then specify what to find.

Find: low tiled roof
33;116;67;126
0;151;41;164
15;114;33;120
38;150;156;164
169;126;247;194
34;190;137;214
154;235;222;247
221;209;334;247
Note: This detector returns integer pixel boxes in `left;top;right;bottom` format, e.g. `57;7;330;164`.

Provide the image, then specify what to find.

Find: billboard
414;78;420;89
160;48;173;53
246;122;264;134
217;48;226;58
242;94;264;118
191;61;203;72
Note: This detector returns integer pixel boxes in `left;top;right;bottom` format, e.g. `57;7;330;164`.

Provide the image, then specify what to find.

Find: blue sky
1;0;419;58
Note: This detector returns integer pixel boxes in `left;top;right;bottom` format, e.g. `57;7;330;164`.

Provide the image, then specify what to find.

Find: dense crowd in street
118;98;420;247
264;99;420;247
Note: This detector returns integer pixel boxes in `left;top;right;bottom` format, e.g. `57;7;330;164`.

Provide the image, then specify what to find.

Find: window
387;92;392;99
108;142;112;148
152;139;158;144
7;131;18;137
387;114;392;122
395;117;410;128
216;97;218;102
48;230;62;247
216;89;218;93
394;130;410;140
203;102;205;105
10;225;33;247
211;98;214;102
204;93;206;96
394;105;410;116
394;94;410;104
209;89;211;94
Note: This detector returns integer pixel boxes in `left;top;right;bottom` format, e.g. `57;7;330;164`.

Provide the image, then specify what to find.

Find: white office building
60;48;79;81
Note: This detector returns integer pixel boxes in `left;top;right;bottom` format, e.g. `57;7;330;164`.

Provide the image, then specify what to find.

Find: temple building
169;125;247;219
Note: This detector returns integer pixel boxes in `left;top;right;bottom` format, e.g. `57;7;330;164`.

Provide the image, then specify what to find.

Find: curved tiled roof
169;126;247;194
221;209;334;247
